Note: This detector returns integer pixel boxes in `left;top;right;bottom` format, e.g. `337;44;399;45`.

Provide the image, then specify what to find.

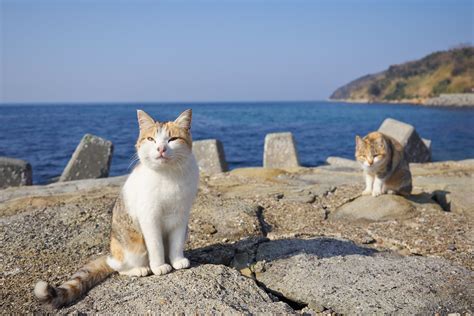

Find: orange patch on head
163;122;193;148
355;132;388;160
135;109;193;149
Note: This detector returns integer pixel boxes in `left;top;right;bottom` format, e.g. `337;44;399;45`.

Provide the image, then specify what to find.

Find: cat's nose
158;146;167;154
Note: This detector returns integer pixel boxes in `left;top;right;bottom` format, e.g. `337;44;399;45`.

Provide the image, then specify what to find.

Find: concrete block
0;157;32;189
378;118;431;163
422;138;432;158
193;139;228;175
326;156;360;169
59;134;113;182
263;132;300;168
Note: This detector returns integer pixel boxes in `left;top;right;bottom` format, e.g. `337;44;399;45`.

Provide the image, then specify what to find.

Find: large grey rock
63;265;293;314
0;175;127;205
331;195;417;222
188;196;263;250
0;157;32;189
378;118;431;163
432;187;474;215
263;132;300;168
193;139;228;175
59;134;113;182
255;237;474;314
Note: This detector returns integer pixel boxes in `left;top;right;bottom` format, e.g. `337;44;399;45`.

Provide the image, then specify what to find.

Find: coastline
328;93;474;108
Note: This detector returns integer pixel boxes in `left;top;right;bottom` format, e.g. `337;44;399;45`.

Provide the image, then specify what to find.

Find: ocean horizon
1;101;473;184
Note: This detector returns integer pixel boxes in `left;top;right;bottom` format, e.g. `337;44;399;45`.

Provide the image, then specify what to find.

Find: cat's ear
137;110;156;130
174;109;192;130
355;135;364;149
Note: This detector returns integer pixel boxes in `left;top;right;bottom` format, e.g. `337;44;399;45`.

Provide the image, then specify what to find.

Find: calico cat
34;109;199;308
355;131;412;197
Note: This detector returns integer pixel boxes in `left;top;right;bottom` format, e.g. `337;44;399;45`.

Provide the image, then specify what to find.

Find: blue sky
1;0;472;103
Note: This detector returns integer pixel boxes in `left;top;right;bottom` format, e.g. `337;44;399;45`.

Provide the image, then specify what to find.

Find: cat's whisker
128;153;140;170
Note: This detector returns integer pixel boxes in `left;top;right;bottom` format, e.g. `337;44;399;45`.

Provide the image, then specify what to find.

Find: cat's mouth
153;155;170;162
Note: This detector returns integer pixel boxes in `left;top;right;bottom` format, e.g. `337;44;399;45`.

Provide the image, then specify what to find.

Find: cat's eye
147;137;155;142
168;137;179;143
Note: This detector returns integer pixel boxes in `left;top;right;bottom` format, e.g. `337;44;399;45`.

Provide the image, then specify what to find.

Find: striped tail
34;256;114;308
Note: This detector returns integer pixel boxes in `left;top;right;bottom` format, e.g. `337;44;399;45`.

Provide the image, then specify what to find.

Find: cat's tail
34;255;114;308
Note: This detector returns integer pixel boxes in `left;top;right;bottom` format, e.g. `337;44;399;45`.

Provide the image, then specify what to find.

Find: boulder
188;196;263;249
263;132;300;168
432;186;474;215
325;156;360;170
378;118;431;163
0;157;32;189
59;134;113;182
193;139;228;175
330;195;417;222
64;265;293;314
255;237;473;314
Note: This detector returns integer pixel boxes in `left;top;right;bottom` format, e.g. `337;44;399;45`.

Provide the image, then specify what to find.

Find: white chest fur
122;156;199;228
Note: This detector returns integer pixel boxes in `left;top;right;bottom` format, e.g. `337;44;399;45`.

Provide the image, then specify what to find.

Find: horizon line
0;99;332;106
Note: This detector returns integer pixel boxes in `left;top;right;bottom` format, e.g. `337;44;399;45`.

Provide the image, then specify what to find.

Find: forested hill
330;47;473;104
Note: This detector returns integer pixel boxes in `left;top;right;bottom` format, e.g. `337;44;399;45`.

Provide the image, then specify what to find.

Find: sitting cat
34;109;199;308
355;131;412;197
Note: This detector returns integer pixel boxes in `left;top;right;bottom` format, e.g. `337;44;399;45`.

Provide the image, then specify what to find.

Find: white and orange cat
355;131;412;197
34;109;199;308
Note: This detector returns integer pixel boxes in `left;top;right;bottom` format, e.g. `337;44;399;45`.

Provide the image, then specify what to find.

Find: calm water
1;101;473;184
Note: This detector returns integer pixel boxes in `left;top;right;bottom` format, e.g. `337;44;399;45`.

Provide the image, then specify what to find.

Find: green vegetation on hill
330;47;474;103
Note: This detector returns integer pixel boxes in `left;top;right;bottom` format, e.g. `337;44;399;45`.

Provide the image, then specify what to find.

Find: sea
1;101;473;184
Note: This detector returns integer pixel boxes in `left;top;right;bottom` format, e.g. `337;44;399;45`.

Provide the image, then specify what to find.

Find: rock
410;162;474;217
263;132;300;168
59;134;114;182
378;118;431;163
230;167;289;180
331;195;417;222
2;160;474;313
188;197;263;248
193;139;228;175
326;156;360;170
432;187;474;215
255;237;473;314
255;237;376;263
63;265;293;314
0;157;32;189
0;175;127;205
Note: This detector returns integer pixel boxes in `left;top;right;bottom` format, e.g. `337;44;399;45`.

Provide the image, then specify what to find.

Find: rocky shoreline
1;159;473;314
330;93;474;108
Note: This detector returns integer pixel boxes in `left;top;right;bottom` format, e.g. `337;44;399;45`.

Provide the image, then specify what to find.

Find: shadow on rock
186;236;378;269
255;237;378;262
406;191;449;210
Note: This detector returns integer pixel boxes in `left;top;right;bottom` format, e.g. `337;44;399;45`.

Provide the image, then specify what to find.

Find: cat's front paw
372;190;383;197
172;258;190;270
362;189;372;195
151;264;172;276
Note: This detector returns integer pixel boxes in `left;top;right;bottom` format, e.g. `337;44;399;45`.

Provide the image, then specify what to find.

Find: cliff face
330;47;474;104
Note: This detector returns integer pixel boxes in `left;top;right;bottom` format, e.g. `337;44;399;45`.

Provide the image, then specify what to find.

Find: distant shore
329;93;474;108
